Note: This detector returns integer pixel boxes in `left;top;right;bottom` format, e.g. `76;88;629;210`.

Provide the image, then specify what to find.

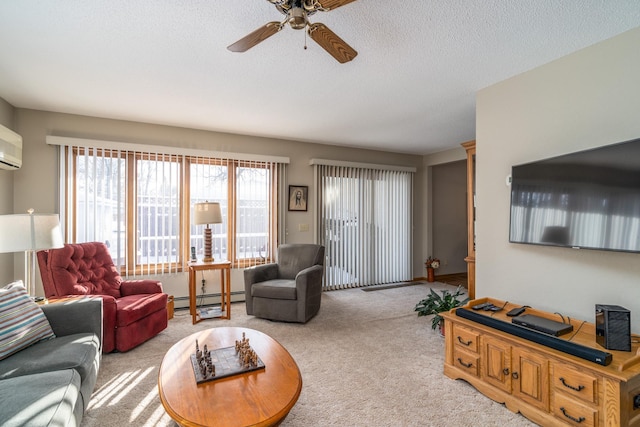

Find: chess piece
196;340;202;360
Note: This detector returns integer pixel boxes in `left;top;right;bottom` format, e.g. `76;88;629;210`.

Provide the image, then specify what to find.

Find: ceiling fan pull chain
304;29;308;50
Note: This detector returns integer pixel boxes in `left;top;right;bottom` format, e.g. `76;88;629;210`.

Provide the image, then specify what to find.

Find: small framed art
288;185;308;211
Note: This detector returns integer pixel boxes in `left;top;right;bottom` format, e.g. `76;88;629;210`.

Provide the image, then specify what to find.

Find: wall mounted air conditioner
0;124;22;170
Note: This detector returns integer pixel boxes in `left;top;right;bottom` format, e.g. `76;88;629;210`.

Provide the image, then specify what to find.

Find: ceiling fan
227;0;358;64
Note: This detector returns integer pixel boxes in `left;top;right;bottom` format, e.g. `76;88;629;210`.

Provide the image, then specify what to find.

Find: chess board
190;345;265;384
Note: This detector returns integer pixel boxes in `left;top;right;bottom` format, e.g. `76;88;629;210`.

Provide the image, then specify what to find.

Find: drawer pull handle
560;377;585;392
502;368;509;376
457;336;473;346
457;358;473;368
560;407;585;423
512;371;519;380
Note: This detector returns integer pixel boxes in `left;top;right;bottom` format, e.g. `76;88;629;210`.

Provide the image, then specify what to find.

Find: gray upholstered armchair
244;244;325;323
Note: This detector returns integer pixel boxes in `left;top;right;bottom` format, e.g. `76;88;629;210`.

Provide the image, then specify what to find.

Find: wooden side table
188;261;231;324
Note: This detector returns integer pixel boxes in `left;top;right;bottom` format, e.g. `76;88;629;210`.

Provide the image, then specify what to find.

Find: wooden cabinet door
482;336;511;392
512;346;550;411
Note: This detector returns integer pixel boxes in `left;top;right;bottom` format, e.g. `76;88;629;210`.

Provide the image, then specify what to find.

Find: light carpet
81;283;537;427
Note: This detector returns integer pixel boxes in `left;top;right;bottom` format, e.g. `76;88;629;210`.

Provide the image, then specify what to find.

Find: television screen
509;137;640;253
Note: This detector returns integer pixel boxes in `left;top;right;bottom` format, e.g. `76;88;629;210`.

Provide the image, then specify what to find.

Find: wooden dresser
442;298;640;427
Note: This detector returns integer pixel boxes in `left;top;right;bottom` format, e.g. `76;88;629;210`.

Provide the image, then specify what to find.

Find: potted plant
414;286;469;335
424;256;440;282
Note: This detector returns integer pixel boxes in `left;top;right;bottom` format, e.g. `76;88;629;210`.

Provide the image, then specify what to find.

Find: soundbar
456;308;613;366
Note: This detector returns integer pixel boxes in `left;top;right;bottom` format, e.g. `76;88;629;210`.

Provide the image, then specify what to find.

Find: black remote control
507;307;526;317
472;302;493;310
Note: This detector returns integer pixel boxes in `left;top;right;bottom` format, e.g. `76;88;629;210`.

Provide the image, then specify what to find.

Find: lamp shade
0;213;64;253
194;202;222;225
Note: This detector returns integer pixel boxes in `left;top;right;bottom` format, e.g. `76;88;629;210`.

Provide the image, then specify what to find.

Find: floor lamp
0;209;64;296
193;202;222;263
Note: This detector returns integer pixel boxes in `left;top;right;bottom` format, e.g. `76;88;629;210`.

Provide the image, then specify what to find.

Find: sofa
38;242;168;353
0;282;102;426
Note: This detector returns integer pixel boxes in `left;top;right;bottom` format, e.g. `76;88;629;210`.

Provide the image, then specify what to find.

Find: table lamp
0;209;64;296
193;202;222;262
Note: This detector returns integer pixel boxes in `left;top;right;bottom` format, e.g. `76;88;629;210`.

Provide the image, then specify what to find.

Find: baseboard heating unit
455;308;613;366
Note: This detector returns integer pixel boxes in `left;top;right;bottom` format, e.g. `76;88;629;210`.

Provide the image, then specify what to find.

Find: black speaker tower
595;304;631;352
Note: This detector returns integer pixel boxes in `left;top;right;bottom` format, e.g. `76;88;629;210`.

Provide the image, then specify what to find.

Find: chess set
190;332;265;384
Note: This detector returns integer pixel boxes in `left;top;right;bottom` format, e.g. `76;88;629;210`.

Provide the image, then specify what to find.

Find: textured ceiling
0;1;639;155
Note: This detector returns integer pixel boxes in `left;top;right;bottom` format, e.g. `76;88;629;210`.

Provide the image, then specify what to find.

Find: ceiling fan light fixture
288;7;308;30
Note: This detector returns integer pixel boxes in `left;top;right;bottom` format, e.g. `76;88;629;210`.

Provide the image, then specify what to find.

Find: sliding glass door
315;163;413;289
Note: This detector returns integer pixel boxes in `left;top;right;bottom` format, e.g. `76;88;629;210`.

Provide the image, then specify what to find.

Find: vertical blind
314;162;414;290
189;157;284;267
52;137;288;277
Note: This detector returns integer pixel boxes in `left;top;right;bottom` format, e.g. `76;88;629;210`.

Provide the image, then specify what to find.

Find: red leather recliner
37;242;168;353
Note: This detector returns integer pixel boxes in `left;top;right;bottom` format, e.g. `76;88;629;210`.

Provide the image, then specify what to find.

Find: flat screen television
509;137;640;253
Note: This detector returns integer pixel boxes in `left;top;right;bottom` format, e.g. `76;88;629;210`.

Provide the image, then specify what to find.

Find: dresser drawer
453;324;480;353
453;348;480;377
553;392;598;427
553;363;598;404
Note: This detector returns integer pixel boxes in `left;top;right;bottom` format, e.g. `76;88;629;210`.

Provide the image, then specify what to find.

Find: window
190;159;278;268
61;144;284;276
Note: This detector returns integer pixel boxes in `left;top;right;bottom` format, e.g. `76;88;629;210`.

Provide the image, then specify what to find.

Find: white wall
476;27;640;331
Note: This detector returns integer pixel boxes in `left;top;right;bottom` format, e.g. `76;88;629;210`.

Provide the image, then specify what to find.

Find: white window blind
189;157;282;267
52;137;287;277
314;162;414;290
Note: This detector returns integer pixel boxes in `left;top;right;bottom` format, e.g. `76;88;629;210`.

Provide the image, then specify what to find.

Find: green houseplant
414;286;469;333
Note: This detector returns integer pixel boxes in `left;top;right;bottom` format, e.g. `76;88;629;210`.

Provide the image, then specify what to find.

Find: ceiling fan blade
308;23;357;63
316;0;357;11
227;22;283;52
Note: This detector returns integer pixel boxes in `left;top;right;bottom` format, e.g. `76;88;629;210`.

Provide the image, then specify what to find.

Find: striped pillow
0;281;55;361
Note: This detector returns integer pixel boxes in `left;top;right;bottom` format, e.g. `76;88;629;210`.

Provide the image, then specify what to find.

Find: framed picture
288;185;308;211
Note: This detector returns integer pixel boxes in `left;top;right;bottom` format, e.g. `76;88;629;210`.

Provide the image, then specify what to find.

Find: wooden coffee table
158;327;302;427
